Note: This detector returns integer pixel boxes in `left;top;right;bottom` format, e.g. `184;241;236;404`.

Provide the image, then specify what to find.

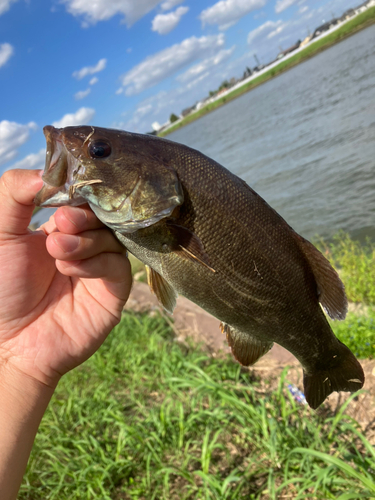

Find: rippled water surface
168;26;375;243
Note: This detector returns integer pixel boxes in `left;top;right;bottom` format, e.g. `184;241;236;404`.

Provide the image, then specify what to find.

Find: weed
20;311;375;500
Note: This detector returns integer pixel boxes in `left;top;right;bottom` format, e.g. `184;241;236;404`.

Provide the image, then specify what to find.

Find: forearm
0;364;55;500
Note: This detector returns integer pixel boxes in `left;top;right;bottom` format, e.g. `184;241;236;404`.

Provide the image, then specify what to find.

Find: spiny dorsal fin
296;236;347;320
221;323;273;366
146;265;177;314
167;222;216;273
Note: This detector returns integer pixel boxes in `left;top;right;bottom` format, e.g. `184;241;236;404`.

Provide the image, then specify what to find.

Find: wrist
0;359;56;407
0;360;56;500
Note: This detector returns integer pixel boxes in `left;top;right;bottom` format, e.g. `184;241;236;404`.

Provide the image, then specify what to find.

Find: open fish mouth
34;125;183;233
34;126;95;208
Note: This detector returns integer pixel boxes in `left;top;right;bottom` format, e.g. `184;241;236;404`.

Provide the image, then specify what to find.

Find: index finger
54;205;106;235
0;169;43;236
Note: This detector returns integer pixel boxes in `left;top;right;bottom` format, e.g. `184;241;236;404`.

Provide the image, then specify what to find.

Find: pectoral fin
296;236;347;320
167;222;215;273
146;265;178;314
221;323;273;366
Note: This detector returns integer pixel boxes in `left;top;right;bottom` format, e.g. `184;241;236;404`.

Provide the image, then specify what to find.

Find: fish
34;125;365;409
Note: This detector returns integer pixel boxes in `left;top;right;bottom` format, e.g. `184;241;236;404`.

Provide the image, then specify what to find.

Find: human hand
0;169;132;389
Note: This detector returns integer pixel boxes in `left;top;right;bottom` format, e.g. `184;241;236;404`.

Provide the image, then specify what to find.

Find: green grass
160;7;375;137
331;311;375;360
20;308;375;499
317;232;375;306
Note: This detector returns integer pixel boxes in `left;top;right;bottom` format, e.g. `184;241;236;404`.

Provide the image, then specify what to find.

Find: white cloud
114;91;169;132
151;6;188;35
7;149;46;171
73;58;106;80
299;5;308;14
0;120;37;167
89;76;98;85
267;21;287;38
117;45;245;133
247;20;284;45
275;0;298;14
134;103;153;118
161;0;184;10
0;0;17;16
75;88;91;100
183;71;210;90
62;0;162;27
52;107;95;128
199;0;266;31
177;47;235;83
0;43;14;68
119;34;225;96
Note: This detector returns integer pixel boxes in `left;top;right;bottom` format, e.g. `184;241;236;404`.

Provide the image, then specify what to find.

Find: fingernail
62;207;87;228
53;234;80;253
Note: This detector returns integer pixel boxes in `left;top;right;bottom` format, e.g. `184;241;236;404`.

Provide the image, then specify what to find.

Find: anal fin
146;265;178;314
221;323;273;366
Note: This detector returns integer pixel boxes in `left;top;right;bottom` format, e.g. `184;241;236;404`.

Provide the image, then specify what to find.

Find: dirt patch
125;281;375;437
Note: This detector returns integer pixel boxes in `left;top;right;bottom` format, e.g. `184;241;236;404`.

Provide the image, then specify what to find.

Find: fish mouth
34;126;87;207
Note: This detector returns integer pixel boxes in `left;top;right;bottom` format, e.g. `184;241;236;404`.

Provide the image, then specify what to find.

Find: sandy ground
125;282;375;438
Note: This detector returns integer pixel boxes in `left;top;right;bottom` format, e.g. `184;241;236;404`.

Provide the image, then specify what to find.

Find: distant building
151;121;161;132
340;8;355;21
150;119;171;134
300;35;312;48
276;40;301;59
312;18;339;38
181;106;195;117
354;0;374;12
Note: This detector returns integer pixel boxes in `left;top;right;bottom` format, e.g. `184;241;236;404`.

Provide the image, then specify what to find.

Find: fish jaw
34;126;87;207
34;125;184;233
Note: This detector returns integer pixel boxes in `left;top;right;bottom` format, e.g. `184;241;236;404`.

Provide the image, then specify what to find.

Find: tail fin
303;341;365;409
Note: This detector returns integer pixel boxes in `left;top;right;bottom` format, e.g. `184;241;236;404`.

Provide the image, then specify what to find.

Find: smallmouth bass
35;125;365;409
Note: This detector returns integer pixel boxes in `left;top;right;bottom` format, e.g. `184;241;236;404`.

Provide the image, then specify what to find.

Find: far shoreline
159;6;375;138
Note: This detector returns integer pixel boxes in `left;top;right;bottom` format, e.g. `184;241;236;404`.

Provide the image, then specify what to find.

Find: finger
54;205;106;235
56;253;132;301
38;213;58;235
0;169;43;236
46;228;125;261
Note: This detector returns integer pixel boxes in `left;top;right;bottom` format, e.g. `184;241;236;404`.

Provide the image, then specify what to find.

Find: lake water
168;26;375;244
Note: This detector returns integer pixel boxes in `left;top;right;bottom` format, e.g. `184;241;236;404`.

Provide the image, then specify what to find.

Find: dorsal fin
296;235;347;320
146;265;177;314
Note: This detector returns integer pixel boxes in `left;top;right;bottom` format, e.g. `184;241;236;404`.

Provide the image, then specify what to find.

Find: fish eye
88;140;112;159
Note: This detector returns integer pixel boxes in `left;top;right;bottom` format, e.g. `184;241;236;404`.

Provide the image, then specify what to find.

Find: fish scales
120;146;327;349
34;125;365;409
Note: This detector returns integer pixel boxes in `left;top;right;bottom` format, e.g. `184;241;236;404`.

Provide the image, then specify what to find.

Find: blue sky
0;0;358;174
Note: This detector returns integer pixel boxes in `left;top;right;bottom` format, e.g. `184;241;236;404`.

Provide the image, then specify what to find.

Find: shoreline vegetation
20;232;375;499
159;6;375;138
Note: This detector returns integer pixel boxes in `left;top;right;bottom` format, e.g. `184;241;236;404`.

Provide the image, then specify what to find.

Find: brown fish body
35;125;365;409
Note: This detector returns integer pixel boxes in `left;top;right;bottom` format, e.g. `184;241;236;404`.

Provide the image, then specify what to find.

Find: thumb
0;169;44;237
